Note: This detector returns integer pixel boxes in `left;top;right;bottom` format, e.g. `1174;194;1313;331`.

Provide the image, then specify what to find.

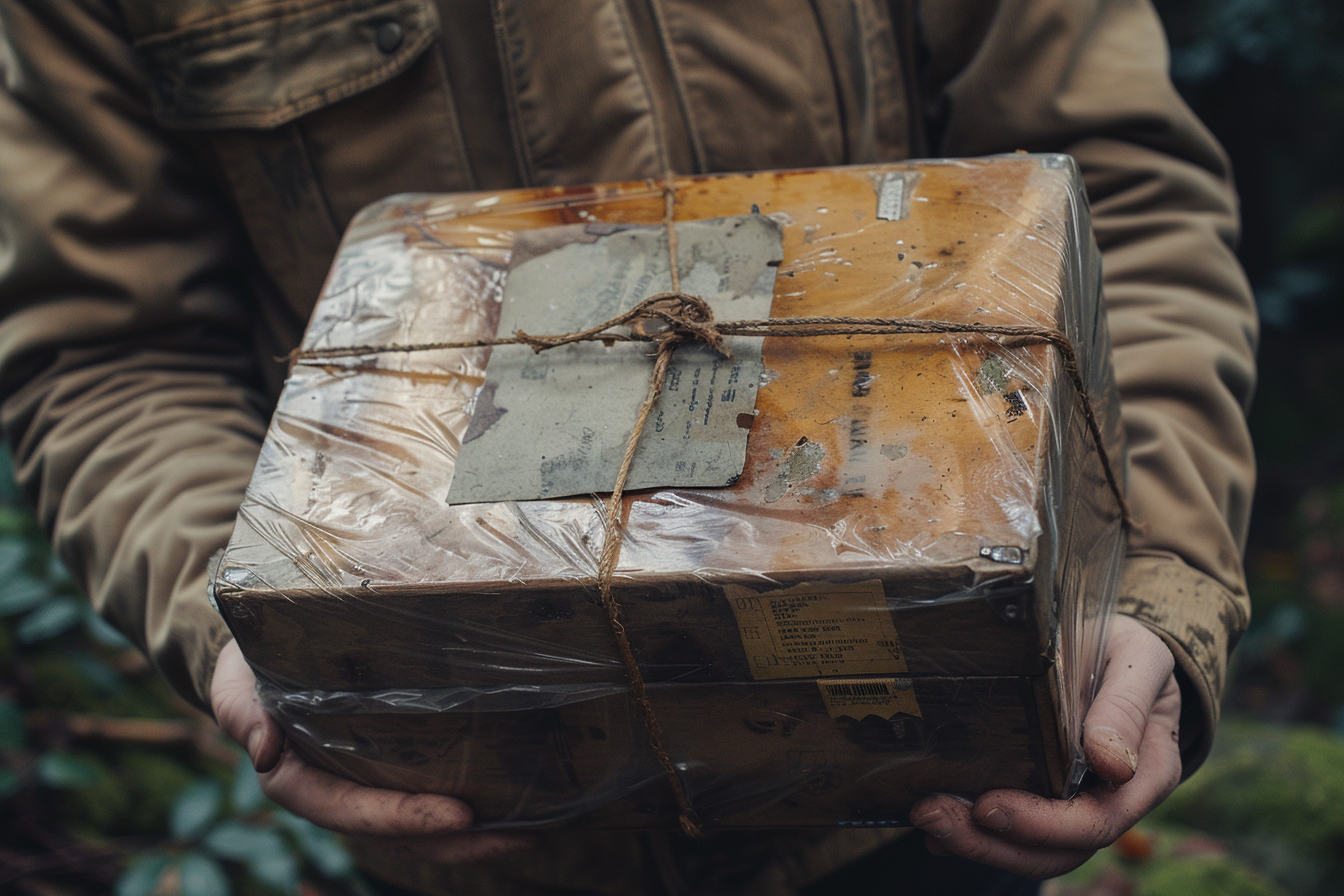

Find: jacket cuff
1115;552;1248;777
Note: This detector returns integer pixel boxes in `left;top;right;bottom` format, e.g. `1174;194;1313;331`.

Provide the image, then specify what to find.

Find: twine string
287;177;1132;838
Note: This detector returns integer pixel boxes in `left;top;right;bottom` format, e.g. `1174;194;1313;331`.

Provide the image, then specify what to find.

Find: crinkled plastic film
213;156;1126;830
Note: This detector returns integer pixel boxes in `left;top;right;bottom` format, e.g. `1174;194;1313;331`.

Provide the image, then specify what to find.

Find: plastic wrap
212;156;1126;830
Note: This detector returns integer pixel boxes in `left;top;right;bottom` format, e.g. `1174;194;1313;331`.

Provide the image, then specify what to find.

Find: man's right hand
211;639;538;863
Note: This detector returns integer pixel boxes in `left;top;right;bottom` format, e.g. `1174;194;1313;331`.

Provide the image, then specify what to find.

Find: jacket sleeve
0;0;271;710
922;0;1257;771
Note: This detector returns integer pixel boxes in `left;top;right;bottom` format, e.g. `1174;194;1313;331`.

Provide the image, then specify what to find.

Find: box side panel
270;675;1052;830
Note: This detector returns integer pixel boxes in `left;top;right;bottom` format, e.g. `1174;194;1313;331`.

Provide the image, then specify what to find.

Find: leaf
85;611;134;649
0;696;25;750
0;539;27;580
230;756;266;814
170;780;223;841
0;767;21;800
0;576;50;617
16;596;83;642
45;554;73;587
36;751;102;789
116;853;172;896
69;650;126;694
178;852;231;896
245;846;300;894
275;811;353;879
203;821;286;861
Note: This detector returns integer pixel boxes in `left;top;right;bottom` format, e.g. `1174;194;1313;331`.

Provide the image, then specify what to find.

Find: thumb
1082;616;1175;785
211;639;284;773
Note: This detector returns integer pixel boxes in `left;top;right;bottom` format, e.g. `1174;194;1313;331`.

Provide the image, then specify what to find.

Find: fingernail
909;805;953;838
1093;726;1139;773
245;725;265;767
982;807;1011;832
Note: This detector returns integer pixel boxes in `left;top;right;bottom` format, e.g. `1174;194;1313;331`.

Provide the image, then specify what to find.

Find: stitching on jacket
611;0;671;177
133;0;410;48
246;28;435;128
426;42;480;191
488;0;537;186
146;9;437;128
644;0;708;174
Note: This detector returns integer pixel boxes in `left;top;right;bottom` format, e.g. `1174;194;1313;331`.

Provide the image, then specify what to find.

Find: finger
971;674;1183;851
353;831;540;864
910;794;1093;879
210;640;284;773
923;835;951;857
258;747;474;837
1083;616;1175;784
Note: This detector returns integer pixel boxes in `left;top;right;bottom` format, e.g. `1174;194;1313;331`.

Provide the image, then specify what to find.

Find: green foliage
0;694;24;749
17;596;85;643
179;852;232;896
0;448;357;895
1141;855;1288;896
172;780;225;841
36;751;105;789
110;749;200;834
115;853;173;896
1156;722;1344;858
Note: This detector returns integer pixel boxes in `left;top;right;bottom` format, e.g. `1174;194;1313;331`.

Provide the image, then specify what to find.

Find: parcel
211;155;1127;830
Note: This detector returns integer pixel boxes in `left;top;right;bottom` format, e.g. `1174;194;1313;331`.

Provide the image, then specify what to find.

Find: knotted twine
289;178;1134;838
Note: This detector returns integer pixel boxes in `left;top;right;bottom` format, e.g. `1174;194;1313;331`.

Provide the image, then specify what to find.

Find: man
0;0;1256;892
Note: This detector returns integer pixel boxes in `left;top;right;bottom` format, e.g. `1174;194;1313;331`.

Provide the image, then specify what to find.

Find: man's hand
211;639;538;863
909;615;1183;879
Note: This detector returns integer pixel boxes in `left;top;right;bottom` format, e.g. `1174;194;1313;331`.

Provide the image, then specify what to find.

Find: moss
1140;855;1288;896
1155;720;1344;857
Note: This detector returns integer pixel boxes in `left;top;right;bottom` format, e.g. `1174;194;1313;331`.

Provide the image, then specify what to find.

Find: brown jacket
0;0;1256;892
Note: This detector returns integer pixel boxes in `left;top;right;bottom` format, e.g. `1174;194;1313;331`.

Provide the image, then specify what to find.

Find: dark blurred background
2;2;1342;894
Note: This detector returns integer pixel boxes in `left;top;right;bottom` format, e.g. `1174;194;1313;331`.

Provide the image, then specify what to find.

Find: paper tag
817;677;922;720
874;171;917;221
725;580;907;680
446;215;782;505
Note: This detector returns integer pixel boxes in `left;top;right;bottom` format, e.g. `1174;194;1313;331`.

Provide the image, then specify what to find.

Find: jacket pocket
131;0;440;129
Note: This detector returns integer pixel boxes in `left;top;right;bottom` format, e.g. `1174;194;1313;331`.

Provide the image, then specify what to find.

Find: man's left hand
909;615;1183;879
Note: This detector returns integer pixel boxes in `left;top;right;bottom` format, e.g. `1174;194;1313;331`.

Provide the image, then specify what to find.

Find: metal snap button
375;20;404;54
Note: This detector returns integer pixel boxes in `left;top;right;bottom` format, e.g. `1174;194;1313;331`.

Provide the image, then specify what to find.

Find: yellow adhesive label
725;580;907;680
817;677;922;720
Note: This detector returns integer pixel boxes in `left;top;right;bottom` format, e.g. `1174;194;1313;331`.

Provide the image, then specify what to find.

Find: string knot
630;293;726;356
510;291;728;359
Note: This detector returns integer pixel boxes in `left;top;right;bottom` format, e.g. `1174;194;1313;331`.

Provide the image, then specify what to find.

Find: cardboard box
213;156;1125;829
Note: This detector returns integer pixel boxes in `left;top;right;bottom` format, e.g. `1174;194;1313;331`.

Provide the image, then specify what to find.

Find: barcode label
821;680;896;698
817;677;921;720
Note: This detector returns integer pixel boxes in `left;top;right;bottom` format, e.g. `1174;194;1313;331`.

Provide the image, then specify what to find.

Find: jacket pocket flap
134;0;439;130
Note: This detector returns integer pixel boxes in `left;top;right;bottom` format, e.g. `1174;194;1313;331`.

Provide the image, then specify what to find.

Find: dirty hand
909;614;1182;879
211;639;537;863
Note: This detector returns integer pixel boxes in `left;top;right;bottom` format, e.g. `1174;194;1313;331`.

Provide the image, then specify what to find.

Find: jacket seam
156;27;435;129
805;0;852;166
489;0;537;187
889;0;929;158
613;0;671;176
133;0;412;48
290;124;343;237
427;40;480;190
643;0;707;175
